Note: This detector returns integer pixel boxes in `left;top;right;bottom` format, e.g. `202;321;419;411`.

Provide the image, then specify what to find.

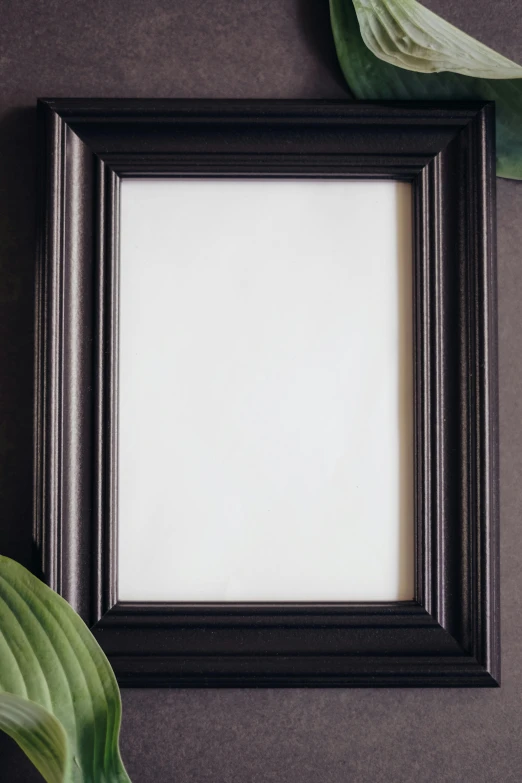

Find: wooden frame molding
35;99;499;687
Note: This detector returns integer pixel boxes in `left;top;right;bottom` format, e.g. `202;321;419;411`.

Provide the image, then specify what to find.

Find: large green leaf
330;0;522;179
0;692;70;783
352;0;522;78
0;556;131;783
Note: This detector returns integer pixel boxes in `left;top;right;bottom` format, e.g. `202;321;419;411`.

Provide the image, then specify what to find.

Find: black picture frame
35;99;499;687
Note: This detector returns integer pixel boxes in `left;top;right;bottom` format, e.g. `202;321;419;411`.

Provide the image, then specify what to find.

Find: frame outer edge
35;101;101;621
475;103;500;683
34;100;65;592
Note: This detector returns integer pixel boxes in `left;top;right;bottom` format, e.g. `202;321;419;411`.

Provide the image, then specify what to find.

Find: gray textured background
0;1;521;780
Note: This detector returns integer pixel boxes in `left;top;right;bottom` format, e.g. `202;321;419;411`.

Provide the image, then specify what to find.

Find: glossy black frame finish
35;99;499;687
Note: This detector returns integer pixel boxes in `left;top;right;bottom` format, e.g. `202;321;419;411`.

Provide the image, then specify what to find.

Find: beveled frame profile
35;99;499;687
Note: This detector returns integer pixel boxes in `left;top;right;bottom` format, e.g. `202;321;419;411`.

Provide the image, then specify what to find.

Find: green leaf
352;0;522;78
329;0;522;179
0;692;70;783
0;556;131;783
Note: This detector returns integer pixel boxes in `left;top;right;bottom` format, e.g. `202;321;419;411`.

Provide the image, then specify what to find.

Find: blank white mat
118;179;413;602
